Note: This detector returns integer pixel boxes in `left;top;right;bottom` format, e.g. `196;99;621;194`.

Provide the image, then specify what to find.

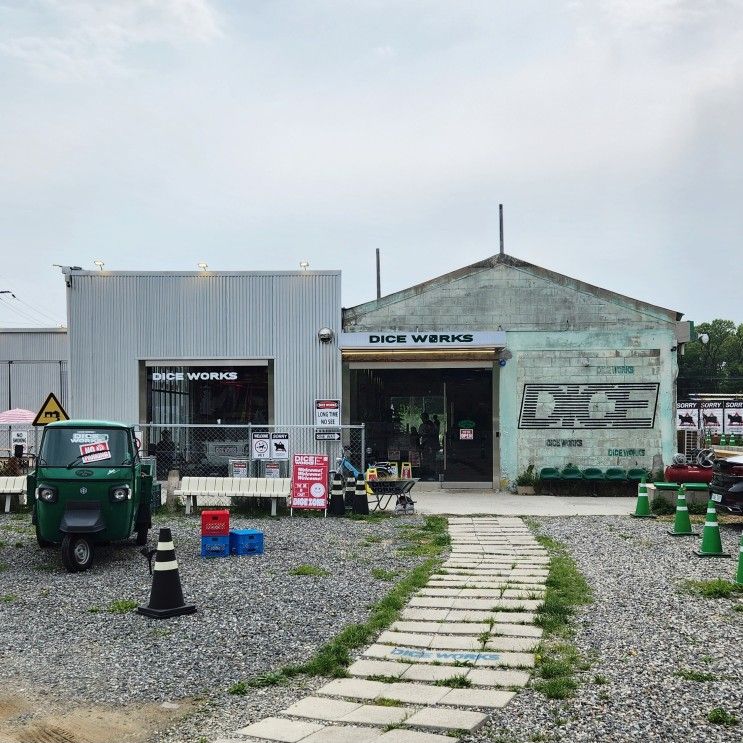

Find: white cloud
0;0;222;80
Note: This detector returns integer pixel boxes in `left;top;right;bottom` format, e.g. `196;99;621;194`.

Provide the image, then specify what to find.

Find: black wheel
60;534;94;572
35;523;53;548
135;528;149;546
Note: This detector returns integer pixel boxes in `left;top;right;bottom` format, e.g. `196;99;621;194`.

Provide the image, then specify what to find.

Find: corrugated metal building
0;328;69;411
64;269;341;425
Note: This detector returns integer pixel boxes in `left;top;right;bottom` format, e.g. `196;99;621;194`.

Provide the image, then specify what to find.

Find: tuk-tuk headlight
110;485;130;502
37;485;58;503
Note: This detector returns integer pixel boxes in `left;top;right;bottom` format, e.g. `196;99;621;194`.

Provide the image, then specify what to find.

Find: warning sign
251;431;270;460
270;432;289;460
33;393;69;426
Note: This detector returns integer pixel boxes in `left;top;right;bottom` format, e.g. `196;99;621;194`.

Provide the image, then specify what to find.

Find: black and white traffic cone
352;474;369;516
345;475;356;510
137;527;196;619
329;473;345;516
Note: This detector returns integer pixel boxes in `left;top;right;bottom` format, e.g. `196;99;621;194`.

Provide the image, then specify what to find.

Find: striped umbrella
0;408;35;424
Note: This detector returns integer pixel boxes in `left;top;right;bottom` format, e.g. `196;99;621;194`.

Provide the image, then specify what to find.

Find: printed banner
676;402;699;430
291;454;330;510
699;402;723;433
724;402;743;433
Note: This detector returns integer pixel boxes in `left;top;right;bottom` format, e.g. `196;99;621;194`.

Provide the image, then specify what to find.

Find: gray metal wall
0;329;69;411
66;271;342;425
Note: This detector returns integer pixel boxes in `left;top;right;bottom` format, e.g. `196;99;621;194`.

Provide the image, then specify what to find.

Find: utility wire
0;295;49;326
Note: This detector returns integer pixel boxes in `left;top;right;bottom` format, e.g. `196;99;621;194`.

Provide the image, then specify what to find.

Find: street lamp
93;260;104;271
299;261;309;271
197;262;208;272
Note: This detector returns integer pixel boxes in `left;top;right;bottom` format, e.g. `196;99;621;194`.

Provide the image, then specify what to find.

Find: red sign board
80;441;111;463
291;454;330;510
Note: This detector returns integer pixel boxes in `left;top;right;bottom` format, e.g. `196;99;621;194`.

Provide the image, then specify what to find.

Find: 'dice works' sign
291;454;329;511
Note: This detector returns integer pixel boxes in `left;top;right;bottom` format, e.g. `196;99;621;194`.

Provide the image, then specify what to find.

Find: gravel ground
470;515;743;743
0;510;424;723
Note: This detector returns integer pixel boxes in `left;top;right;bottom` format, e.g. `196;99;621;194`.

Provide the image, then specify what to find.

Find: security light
198;262;208;272
299;261;310;271
94;260;104;271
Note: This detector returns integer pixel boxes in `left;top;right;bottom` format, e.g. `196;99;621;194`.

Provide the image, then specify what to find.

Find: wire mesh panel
0;425;40;475
138;424;365;483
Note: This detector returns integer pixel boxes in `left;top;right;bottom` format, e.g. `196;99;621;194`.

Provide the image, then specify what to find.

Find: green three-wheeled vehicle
29;420;156;572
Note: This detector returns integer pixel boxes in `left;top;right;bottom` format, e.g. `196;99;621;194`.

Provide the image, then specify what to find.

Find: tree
678;319;743;397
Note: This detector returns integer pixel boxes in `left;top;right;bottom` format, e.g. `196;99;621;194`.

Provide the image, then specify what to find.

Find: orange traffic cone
138;527;197;618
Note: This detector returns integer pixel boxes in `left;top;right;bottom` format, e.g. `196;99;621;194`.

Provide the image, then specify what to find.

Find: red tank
664;465;713;484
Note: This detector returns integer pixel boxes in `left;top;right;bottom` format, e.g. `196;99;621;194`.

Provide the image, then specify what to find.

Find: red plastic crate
201;509;230;536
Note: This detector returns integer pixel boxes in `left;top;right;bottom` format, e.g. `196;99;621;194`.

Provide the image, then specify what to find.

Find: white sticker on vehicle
71;432;109;444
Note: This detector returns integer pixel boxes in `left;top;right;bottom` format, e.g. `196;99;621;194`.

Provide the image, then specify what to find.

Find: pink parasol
0;408;36;424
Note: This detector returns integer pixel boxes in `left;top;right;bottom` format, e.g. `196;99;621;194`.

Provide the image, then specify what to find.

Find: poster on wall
724;402;743;433
676;402;699;430
699;402;723;433
290;454;329;511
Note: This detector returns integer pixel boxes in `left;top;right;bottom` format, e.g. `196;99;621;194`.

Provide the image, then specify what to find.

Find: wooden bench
174;476;292;516
1;476;27;513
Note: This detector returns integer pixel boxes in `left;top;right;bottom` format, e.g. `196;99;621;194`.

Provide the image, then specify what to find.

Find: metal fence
0;425;40;475
138;424;365;481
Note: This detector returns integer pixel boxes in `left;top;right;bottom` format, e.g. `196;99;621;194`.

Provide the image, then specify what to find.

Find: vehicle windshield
39;428;134;468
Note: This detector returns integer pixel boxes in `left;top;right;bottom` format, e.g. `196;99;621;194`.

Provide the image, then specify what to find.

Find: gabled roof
344;253;683;323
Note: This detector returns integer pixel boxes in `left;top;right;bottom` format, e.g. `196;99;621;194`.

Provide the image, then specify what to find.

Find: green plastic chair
626;468;649;482
582;467;604;480
604;467;627;481
539;467;561;482
561;465;583;480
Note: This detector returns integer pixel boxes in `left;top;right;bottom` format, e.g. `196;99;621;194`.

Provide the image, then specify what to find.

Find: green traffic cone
736;533;743;586
720;434;727;447
694;500;730;558
667;485;698;536
631;477;654;519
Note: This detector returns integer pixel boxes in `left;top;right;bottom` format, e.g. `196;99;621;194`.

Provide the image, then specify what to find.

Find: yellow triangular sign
33;392;70;426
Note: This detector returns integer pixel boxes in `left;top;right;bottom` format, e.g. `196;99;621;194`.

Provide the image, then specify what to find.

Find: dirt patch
0;687;193;743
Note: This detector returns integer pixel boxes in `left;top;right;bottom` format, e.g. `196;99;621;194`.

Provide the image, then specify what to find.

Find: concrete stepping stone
377;631;433;647
302;727;384;743
490;612;537;624
428;635;481;650
439;688;516;708
399;664;472;683
281;696;362;721
340;706;412;725
465;668;531;687
317;678;388;700
443;609;493;622
347;659;410;679
409;597;456;608
381;682;451;705
491;622;542;637
419;588;463;597
484;636;539;652
401;608;450;621
237;717;324;742
391;621;489;635
362;644;535;668
404;707;486;733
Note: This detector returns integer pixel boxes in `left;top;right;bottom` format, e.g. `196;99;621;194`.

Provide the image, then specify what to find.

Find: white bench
174;476;292;517
1;476;26;513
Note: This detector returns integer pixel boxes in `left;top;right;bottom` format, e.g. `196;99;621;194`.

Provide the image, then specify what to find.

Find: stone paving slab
347;659;410;679
428;635;481;650
400;608;451;621
382;682;451;705
465;668;531;687
282;696;362;721
439;688;516;708
340;705;412;725
398;664;471;683
238;717;325;742
489;611;537;624
491;622;542;637
362;644;535;668
391;620;489;635
484;636;539;652
317;679;388;700
404;707;486;733
377;631;434;648
302;727;384;743
442;609;495;622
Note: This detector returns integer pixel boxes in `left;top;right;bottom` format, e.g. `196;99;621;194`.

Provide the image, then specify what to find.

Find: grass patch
107;599;138;614
233;515;448;689
708;708;738;726
227;681;249;695
375;697;403;707
368;674;402;683
593;674;608;685
371;568;398;581
0;594;17;602
290;564;330;577
682;579;743;599
434;675;471;688
674;669;717;682
530;527;592;701
398;515;450;557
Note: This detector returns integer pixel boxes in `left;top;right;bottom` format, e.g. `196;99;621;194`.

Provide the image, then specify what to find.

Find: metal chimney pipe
376;248;381;299
499;204;504;255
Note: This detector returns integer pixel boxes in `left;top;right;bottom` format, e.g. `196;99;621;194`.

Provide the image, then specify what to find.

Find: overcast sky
1;0;741;328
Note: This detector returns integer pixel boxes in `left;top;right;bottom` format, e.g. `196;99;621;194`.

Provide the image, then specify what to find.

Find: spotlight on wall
93;260;104;271
197;262;208;272
299;261;310;271
318;327;334;343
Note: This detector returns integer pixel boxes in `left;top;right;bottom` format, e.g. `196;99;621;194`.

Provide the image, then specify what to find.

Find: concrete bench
175;476;292;517
1;476;27;513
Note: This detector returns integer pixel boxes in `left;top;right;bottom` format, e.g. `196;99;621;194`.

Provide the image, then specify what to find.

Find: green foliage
516;464;536;486
227;681;249;695
371;568;398;581
375;697;403;707
707;708;738;726
678;319;743;397
434;675;472;688
107;599;138;614
682;579;743;599
290;564;330;577
0;594;17;602
674;669;717;682
593;674;608;685
650;498;676;516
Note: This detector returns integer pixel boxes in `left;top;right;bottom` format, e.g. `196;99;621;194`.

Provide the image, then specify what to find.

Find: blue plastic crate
229;528;264;556
201;535;230;558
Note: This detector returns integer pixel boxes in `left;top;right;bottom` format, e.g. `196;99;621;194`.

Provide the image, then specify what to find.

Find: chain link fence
138;423;365;482
0;425;41;476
